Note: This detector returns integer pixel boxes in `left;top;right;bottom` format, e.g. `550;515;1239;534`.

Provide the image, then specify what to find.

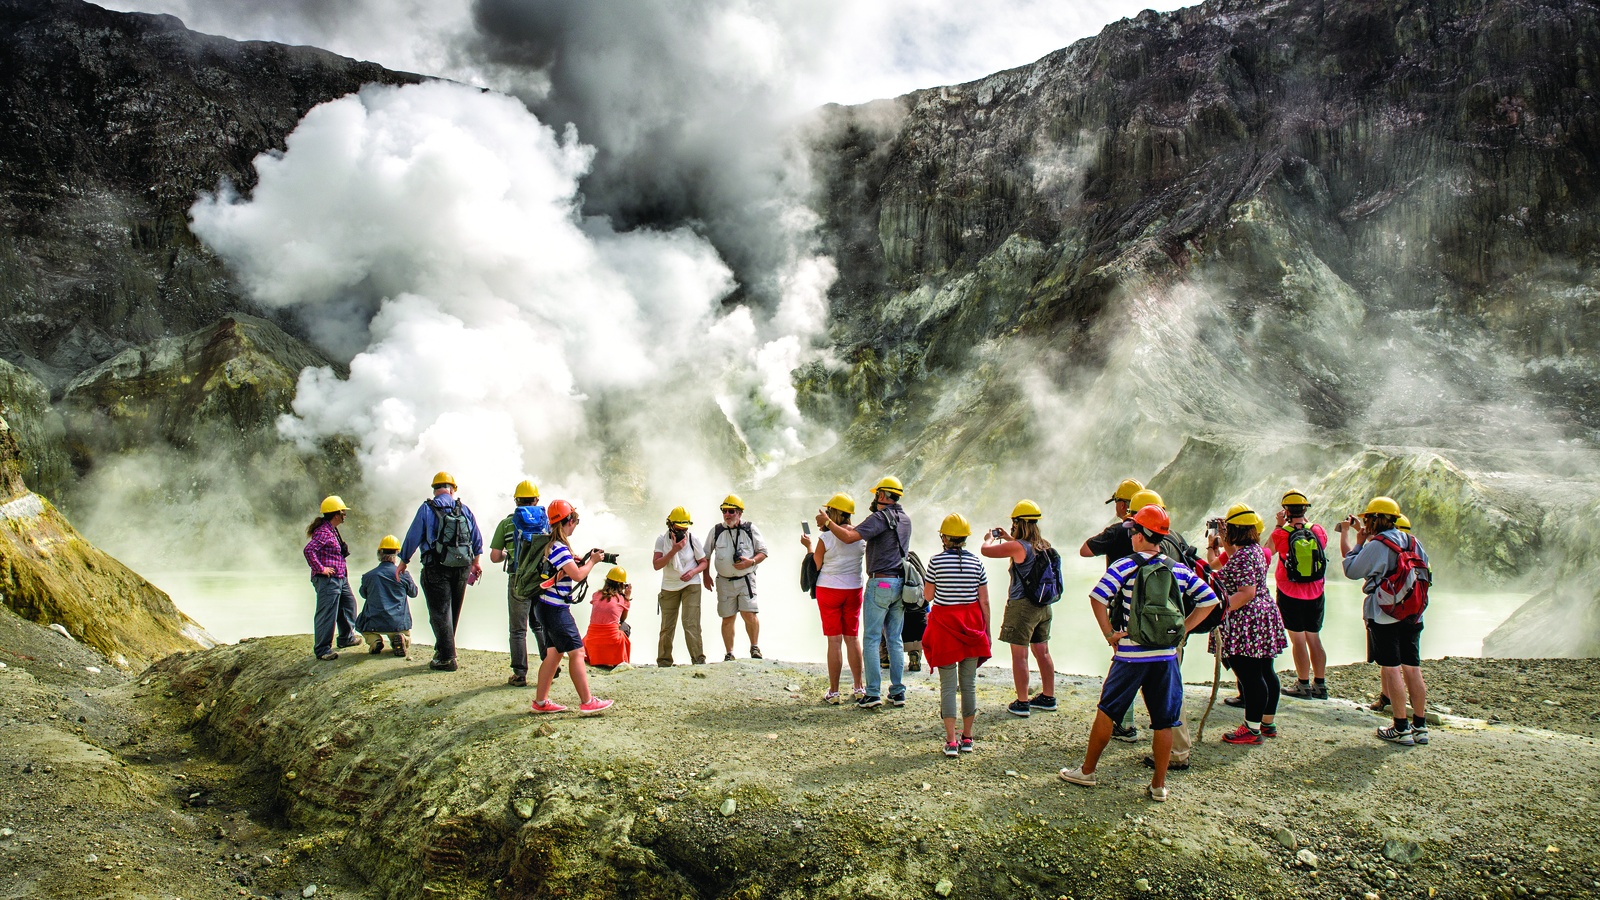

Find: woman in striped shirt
530;500;614;714
921;513;992;757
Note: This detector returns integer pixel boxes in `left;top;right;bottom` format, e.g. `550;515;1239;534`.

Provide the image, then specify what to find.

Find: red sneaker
529;699;567;714
578;697;614;714
1221;725;1264;745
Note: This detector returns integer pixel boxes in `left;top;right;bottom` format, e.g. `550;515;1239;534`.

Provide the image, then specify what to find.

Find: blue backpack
505;504;549;573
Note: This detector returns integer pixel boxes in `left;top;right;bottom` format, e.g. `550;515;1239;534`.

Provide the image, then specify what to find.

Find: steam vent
1;0;1598;897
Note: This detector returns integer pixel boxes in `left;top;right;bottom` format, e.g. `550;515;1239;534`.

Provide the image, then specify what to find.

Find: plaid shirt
303;521;348;578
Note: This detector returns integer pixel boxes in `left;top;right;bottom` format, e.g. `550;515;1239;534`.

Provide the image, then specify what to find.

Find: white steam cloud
190;81;826;532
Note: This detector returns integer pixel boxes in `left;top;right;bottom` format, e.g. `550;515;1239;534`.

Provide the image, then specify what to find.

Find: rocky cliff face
801;0;1600;653
0;0;420;389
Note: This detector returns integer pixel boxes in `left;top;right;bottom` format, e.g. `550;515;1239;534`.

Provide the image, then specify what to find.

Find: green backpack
1123;556;1187;650
509;533;556;602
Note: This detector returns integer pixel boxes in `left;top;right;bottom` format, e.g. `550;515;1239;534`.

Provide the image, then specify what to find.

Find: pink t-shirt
589;594;629;626
1267;523;1328;599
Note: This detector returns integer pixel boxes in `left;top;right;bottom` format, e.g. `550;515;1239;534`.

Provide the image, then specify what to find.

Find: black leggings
1228;655;1280;723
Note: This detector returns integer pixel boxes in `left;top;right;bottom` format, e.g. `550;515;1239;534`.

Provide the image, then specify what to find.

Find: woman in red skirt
584;567;632;669
921;513;992;757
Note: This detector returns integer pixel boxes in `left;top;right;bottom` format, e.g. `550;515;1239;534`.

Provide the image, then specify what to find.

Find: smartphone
801;521;811;535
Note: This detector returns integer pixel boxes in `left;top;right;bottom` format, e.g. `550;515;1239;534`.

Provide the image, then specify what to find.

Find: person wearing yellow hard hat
1268;490;1330;700
1340;496;1432;746
303;495;360;660
653;505;710;667
815;475;914;709
583;567;633;670
1202;505;1287;746
801;493;867;703
488;480;551;686
1078;477;1146;742
356;535;417;660
981;500;1059;719
1059;505;1221;803
922;513;992;756
707;494;769;661
398;471;485;672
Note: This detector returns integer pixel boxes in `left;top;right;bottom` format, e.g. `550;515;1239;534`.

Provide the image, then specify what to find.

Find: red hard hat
547;499;574;524
1131;504;1170;536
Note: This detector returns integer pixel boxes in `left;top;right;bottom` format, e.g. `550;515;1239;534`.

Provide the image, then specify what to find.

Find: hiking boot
1111;723;1140;743
823;690;842;705
578;697;614;714
723;652;735;662
507;675;528;687
888;691;906;707
1028;694;1057;712
657;659;675;668
1259;723;1278;738
1283;682;1313;699
337;636;362;649
1310;683;1329;700
1146;784;1169;803
429;658;457;672
529;699;566;714
1007;699;1032;718
959;735;974;753
943;741;960;757
1221;725;1263;746
1143;755;1190;771
316;651;339;661
368;637;385;654
1376;724;1415;746
1058;766;1096;787
1222;695;1246;709
394;635;409;658
908;648;923;672
857;694;883;709
1369;694;1391;712
750;646;763;660
1411;724;1430;745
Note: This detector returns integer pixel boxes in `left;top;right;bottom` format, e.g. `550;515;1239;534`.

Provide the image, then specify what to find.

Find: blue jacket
400;493;484;565
357;560;416;632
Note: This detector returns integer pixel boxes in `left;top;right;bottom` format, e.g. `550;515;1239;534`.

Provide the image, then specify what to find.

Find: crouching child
358;535;417;658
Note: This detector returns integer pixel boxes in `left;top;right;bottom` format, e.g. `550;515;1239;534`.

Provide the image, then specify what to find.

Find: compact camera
1205;517;1225;535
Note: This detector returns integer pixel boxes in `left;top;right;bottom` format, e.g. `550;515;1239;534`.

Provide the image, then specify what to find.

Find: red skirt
922;602;991;670
583;622;631;667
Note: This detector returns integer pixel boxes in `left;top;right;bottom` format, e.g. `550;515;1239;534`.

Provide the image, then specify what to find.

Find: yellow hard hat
432;471;456;489
605;565;627;584
1395;514;1412;533
825;493;856;515
378;534;401;551
1225;505;1264;529
1364;496;1402;517
939;513;972;537
720;494;745;511
1128;489;1164;512
1106;479;1144;504
514;480;539;500
320;495;350;515
1281;490;1310;507
667;506;693;526
873;475;904;497
1010;499;1043;520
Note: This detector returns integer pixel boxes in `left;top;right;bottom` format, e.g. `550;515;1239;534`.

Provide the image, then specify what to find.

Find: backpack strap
883;509;909;564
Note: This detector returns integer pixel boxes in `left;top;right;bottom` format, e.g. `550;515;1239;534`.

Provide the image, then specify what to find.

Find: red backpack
1372;533;1430;621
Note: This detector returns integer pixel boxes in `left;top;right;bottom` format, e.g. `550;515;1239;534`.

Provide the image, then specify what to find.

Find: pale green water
151;545;1521;683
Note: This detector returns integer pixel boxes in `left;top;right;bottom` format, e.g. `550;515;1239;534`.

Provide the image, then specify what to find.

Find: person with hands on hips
303;495;359;661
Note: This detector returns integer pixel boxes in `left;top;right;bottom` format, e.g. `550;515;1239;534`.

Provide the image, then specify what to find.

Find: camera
591;549;620;564
1205;517;1225;535
990;528;1004;539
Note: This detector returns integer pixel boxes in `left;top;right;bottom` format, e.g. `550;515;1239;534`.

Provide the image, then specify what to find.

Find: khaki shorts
716;575;758;617
999;597;1052;645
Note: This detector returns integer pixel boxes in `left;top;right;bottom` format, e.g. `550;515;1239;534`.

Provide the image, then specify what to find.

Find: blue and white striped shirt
925;548;987;605
539;543;577;606
1090;551;1219;661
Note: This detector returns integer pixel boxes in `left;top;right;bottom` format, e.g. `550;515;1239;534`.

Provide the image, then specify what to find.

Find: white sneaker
1058;765;1096;786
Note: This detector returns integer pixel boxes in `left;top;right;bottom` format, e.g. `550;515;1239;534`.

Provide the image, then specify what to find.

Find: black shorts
1277;593;1325;633
1366;619;1423;668
534;602;584;655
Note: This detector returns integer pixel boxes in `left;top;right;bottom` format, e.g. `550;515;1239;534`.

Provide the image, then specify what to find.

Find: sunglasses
721;508;739;515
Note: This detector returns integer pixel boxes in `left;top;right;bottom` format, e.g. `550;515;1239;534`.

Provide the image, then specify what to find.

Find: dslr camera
591;549;620;564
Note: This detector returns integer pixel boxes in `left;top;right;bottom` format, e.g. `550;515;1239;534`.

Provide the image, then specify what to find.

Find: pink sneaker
578;697;614;714
529;699;567;714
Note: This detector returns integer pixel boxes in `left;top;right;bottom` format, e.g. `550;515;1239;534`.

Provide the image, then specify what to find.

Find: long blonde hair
1012;518;1051;553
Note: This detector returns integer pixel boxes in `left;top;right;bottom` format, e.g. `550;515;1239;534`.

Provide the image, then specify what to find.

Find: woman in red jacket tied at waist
584;567;632;669
921;513;992;758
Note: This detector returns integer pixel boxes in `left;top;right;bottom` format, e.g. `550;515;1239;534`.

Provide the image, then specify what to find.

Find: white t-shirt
815;532;865;589
654;531;706;592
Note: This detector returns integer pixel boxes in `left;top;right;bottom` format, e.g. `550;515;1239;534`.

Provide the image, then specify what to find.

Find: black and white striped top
925;548;987;605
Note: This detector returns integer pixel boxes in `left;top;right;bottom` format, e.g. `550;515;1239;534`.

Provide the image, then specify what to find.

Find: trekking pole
1196;614;1225;743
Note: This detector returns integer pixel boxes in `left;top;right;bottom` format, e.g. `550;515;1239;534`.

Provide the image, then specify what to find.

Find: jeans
311;575;357;657
422;566;469;662
862;576;904;698
508;580;550;678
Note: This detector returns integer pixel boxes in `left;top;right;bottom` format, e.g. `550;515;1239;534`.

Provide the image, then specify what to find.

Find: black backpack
427;500;474;568
1018;546;1064;607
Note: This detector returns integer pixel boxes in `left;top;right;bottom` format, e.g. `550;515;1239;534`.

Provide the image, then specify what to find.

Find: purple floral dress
1207;544;1287;660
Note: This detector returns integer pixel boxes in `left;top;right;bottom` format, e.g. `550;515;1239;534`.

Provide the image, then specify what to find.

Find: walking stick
1196;634;1222;743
